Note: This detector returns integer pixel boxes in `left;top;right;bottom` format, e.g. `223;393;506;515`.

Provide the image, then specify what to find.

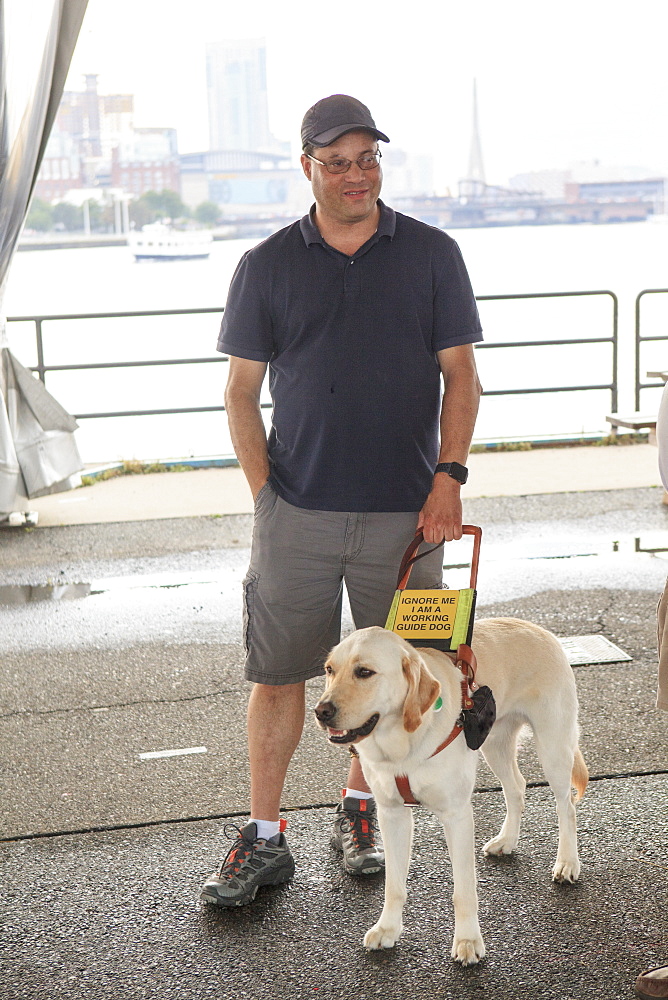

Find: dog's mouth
326;713;380;744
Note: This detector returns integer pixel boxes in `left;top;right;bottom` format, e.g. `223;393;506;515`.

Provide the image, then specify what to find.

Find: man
200;94;483;907
634;382;668;1000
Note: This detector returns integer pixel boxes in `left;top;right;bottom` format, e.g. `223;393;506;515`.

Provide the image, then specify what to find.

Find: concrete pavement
1;448;668;999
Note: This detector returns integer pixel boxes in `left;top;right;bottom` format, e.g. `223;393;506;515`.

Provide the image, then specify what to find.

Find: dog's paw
364;920;403;950
451;935;486;966
552;858;580;883
482;833;517;856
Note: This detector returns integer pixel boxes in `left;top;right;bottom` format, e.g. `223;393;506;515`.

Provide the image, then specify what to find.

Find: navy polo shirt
217;200;483;512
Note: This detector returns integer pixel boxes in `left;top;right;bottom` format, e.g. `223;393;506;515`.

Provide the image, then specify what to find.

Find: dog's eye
325;664;334;675
354;667;376;679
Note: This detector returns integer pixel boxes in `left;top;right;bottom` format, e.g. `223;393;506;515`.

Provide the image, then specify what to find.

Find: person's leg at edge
632;582;668;997
656;577;668;711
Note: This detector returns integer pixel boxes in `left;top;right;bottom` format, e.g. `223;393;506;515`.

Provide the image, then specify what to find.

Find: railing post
611;291;619;415
635;292;642;412
634;288;668;412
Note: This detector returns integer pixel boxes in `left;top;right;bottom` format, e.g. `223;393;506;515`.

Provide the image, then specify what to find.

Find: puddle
0;583;92;605
2;533;667;609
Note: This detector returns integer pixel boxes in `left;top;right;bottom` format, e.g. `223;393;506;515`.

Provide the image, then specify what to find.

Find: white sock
250;818;281;841
344;788;373;801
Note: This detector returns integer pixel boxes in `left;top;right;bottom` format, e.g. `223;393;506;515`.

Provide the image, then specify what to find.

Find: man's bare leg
248;680;306;820
347;753;372;793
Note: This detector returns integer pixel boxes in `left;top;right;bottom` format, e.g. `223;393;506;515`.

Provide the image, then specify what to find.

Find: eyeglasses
306;150;382;174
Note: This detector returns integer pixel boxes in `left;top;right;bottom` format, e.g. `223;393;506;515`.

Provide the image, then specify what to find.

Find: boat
128;224;213;261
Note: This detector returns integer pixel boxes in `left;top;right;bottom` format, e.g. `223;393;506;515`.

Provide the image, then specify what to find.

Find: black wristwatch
434;461;468;485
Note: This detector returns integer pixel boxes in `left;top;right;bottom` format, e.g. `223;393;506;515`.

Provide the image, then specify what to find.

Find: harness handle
396;525;482;591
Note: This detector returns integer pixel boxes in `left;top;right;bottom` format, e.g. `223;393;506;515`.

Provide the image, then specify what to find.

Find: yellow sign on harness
385;527;481;653
385;587;476;651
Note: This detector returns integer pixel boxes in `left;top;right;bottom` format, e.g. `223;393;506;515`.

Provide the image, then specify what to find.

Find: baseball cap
301;94;390;149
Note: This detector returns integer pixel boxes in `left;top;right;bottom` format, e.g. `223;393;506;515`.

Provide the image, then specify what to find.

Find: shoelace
218;824;254;878
217;824;278;882
339;809;379;851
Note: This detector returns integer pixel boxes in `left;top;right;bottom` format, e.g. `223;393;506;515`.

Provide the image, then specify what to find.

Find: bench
606;413;657;444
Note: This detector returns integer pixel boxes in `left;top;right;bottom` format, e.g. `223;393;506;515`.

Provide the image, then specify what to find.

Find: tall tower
467;79;485;185
83;74;102;157
206;39;273;153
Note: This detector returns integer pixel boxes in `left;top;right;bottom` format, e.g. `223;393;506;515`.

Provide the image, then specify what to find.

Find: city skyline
64;0;668;194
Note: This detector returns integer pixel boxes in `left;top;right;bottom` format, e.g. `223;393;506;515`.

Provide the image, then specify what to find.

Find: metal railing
7;289;620;427
634;288;668;410
6;306;233;419
475;289;618;413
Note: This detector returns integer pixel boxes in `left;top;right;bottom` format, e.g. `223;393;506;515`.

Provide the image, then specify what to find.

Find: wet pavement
1;485;668;999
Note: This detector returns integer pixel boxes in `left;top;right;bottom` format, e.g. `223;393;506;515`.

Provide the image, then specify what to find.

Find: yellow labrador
314;619;588;965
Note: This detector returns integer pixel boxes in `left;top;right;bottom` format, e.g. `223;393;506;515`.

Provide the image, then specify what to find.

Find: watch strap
434;461;468;485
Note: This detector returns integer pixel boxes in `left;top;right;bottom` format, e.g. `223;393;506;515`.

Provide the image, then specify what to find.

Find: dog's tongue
328;727;346;737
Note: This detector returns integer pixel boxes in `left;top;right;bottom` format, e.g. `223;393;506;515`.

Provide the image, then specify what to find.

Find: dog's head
314;626;441;745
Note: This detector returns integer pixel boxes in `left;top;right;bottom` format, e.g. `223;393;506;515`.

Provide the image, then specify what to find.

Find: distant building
111;128;180;198
179;42;296;226
34;76;181;207
205;39;288;157
509;170;573;199
567;178;665;214
179;149;305;222
33;131;83;201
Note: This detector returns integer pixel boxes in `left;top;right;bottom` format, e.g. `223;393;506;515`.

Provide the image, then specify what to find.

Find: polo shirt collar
299;199;396;247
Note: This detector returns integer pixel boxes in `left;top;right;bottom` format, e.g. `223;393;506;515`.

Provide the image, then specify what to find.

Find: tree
53;202;83;232
194;201;220;226
128;196;154;229
87;200;115;233
129;189;189;228
26;198;54;232
159;189;188;222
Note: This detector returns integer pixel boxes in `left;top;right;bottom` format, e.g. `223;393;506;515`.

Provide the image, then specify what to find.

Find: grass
80;460;197;486
469;433;649;453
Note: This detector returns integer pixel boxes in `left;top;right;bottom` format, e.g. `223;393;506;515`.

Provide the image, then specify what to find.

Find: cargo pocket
242;571;260;655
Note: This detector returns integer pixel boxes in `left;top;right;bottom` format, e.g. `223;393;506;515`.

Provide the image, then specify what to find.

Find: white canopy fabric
0;0;88;514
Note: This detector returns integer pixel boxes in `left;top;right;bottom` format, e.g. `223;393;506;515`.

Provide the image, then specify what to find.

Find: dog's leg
480;720;527;856
441;804;486;965
533;732;581;882
363;804;413;950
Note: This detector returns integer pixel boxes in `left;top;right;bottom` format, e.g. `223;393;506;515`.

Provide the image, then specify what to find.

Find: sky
63;0;668;193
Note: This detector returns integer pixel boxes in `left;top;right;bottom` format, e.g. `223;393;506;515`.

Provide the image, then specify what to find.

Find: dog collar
395;644;477;807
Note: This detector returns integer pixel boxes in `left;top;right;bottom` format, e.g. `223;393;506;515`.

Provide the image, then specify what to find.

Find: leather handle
397;525;482;590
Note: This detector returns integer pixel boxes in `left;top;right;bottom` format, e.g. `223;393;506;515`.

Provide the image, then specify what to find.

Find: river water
4;219;668;464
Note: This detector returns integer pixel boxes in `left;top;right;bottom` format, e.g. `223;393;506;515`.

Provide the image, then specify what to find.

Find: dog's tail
571;746;589;802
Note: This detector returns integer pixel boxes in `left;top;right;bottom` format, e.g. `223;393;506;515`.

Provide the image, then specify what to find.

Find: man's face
301;129;382;226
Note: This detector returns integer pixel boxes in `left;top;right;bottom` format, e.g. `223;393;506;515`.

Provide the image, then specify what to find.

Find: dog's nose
314;700;337;723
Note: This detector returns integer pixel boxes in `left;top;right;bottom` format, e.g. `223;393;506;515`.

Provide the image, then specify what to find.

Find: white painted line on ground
138;746;207;760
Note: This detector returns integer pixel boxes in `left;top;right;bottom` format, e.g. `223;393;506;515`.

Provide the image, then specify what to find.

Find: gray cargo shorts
242;481;444;685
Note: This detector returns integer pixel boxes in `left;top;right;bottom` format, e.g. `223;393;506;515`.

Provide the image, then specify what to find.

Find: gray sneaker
200;822;295;907
331;796;385;875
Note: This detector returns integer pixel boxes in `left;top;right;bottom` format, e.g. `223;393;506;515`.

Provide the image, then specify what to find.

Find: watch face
436;462;468;484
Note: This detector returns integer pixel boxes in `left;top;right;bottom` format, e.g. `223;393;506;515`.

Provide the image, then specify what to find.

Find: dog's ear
401;648;441;733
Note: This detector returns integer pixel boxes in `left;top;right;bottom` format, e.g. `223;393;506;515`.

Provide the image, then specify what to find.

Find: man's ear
401;649;441;733
300;153;312;180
